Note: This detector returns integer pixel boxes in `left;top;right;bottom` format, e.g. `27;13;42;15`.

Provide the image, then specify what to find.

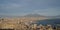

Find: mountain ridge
0;14;60;19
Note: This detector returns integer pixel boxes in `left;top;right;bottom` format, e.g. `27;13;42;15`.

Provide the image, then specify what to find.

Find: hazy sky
0;0;60;16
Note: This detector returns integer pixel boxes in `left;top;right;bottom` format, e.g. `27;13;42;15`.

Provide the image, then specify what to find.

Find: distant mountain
0;14;60;19
23;14;60;18
23;14;45;17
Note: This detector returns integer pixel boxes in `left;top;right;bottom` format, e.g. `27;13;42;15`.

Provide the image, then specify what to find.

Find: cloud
32;7;60;16
0;0;60;16
0;2;24;9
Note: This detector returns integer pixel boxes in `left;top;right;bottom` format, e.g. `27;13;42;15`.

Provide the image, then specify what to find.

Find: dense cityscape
0;18;60;30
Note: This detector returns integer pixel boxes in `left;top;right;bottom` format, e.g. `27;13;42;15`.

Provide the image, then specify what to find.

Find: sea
33;18;60;27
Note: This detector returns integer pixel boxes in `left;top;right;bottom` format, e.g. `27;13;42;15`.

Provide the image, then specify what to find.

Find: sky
0;0;60;16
